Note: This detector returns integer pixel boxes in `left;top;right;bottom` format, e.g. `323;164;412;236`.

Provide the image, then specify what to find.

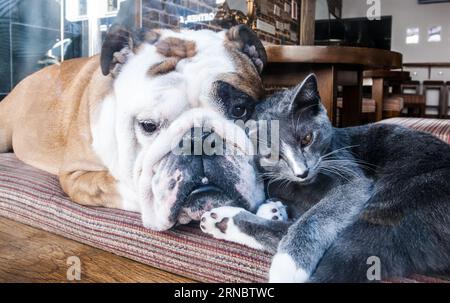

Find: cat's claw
200;206;264;250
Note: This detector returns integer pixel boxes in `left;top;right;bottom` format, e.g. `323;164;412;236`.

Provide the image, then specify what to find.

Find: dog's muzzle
136;108;264;231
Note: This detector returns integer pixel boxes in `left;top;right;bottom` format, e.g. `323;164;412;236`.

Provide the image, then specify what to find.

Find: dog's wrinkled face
93;26;267;230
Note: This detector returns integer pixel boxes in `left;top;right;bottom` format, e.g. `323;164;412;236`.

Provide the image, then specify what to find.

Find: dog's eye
231;105;247;119
139;121;158;134
301;133;314;148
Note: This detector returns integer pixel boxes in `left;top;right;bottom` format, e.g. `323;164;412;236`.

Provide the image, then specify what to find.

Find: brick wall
142;0;222;31
140;0;300;45
253;0;300;45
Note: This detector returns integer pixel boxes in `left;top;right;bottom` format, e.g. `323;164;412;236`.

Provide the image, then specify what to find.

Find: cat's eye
139;120;159;134
301;133;314;147
231;105;247;119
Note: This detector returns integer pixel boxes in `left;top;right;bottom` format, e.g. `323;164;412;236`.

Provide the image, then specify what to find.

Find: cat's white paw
269;253;310;283
256;200;288;221
200;206;264;250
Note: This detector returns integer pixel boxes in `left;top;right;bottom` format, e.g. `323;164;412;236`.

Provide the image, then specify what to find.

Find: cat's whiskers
315;145;377;182
323;158;377;172
318;165;352;182
320;145;359;160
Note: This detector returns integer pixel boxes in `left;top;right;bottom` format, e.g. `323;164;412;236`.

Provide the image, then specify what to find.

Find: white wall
316;0;330;20
342;0;450;63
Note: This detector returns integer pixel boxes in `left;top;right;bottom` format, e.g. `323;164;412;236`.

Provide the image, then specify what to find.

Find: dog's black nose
296;169;309;179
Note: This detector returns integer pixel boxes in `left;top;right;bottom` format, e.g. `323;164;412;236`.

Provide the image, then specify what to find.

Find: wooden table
264;46;403;126
363;70;411;121
0;217;195;282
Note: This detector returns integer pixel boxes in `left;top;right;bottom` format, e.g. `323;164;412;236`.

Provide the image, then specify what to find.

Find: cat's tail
0;95;14;153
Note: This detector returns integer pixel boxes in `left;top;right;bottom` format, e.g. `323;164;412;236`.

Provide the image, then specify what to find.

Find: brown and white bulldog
0;25;267;231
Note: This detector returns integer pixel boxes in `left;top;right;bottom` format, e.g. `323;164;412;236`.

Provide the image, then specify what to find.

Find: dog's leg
59;170;122;208
269;178;372;283
0;126;12;153
201;201;291;253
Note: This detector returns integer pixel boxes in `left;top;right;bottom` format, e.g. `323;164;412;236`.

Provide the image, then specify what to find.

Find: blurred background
0;0;449;103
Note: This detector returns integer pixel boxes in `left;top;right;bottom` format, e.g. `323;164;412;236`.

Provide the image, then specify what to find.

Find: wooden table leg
341;70;363;127
372;77;385;122
315;66;337;125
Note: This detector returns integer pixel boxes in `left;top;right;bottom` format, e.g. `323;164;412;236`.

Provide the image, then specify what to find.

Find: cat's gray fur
201;74;450;282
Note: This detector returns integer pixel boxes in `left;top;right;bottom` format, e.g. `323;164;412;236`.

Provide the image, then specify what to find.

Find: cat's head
253;74;333;185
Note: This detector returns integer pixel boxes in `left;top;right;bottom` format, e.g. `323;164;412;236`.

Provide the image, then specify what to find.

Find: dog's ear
226;25;267;74
100;25;135;77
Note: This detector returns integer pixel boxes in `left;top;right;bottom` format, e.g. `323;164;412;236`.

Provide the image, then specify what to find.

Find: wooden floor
0;217;195;283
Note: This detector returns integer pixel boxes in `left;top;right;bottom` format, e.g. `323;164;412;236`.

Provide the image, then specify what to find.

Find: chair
399;81;425;117
445;82;450;119
400;94;426;118
383;95;405;119
423;81;446;118
401;81;421;95
337;97;403;126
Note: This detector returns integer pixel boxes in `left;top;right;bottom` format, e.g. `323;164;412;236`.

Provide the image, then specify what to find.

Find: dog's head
93;25;267;230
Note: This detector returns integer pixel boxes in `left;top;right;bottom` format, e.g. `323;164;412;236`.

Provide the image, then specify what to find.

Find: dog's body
0;26;268;230
0;55;118;201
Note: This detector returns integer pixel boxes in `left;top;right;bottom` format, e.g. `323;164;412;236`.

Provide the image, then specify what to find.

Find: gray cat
200;74;450;283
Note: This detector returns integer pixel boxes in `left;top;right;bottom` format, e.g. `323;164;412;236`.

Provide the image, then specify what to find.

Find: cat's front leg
200;201;291;252
269;178;372;283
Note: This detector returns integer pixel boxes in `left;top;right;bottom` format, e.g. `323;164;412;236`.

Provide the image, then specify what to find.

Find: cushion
0;154;272;283
382;118;450;144
0;153;448;283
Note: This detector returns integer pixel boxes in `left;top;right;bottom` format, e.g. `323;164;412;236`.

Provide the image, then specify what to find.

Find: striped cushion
0;153;448;283
382;118;450;144
0;154;271;283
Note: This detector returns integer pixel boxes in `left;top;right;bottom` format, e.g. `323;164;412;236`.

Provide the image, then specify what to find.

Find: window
274;5;281;17
291;0;298;20
284;2;291;13
406;27;419;44
79;0;88;16
428;26;442;42
1;0;304;101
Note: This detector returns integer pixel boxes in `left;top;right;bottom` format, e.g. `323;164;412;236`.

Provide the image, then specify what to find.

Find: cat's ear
289;74;321;114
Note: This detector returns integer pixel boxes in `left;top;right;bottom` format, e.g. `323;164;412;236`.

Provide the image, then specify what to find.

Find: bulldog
0;25;267;231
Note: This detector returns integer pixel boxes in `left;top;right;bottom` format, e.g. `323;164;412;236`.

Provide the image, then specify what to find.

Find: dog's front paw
269;253;310;283
256;200;288;221
200;206;264;250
